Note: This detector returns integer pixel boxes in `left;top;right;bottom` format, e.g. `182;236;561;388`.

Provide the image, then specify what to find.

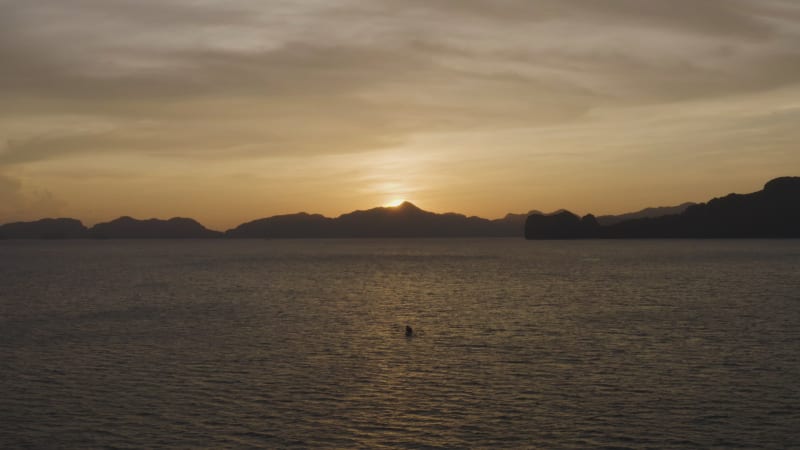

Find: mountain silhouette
596;202;695;225
524;211;599;239
226;201;524;238
526;177;800;239
226;212;334;238
0;218;87;239
88;216;222;239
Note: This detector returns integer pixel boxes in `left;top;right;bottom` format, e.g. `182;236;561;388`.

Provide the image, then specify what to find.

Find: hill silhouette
226;201;525;238
88;217;222;239
526;177;800;239
596;202;694;225
0;218;87;239
524;211;600;239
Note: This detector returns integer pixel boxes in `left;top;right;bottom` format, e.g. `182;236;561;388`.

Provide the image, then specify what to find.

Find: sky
1;0;800;230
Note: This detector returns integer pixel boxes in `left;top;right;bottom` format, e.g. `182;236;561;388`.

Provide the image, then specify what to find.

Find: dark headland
0;177;797;239
525;176;800;239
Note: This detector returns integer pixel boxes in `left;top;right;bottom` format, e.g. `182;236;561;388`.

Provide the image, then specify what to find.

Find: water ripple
1;239;799;448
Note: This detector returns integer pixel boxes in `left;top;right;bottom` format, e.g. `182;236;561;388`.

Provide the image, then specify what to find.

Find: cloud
0;0;799;170
0;38;596;163
386;0;796;38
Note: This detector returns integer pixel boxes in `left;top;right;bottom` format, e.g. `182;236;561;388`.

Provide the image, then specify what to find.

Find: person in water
405;325;413;337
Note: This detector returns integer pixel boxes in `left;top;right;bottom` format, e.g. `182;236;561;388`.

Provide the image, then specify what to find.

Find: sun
383;198;406;207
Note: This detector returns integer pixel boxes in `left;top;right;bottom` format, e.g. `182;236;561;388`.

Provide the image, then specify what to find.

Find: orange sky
2;1;799;230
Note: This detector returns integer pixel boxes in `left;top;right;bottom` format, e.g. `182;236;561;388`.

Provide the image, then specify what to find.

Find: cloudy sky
2;0;799;229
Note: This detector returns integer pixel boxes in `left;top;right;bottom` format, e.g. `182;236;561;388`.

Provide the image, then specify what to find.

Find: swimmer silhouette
405;325;413;337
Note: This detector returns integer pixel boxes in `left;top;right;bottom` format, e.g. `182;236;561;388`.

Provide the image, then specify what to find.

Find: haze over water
2;239;799;448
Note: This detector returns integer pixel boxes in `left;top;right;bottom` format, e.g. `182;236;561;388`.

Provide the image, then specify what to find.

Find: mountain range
0;177;796;239
225;202;528;238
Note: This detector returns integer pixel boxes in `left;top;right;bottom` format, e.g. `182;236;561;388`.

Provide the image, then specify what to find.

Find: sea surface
1;239;799;449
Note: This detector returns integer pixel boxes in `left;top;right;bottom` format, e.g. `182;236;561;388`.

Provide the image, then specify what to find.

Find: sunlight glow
384;198;406;207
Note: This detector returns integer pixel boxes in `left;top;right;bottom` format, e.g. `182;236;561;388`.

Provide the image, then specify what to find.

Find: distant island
0;216;222;239
89;216;222;239
1;177;797;239
525;176;800;239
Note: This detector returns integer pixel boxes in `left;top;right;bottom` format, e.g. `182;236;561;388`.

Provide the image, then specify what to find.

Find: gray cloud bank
1;0;800;166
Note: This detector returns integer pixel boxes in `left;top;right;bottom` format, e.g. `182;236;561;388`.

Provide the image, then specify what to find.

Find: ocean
1;239;799;448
